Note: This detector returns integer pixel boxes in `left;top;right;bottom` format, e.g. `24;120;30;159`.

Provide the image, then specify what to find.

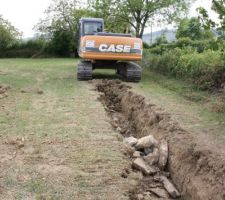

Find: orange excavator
77;18;143;82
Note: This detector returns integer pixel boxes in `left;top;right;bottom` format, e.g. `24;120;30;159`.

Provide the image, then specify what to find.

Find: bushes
0;39;48;58
144;36;225;90
147;38;222;54
0;34;76;58
143;48;225;90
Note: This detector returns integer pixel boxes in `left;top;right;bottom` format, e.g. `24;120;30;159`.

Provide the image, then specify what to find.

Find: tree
91;0;192;38
212;0;225;30
176;17;203;40
197;0;225;34
88;0;131;33
35;0;94;55
47;30;74;56
197;7;216;30
176;17;213;40
0;15;21;51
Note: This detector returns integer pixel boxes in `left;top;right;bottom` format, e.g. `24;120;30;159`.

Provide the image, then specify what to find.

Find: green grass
133;68;225;141
0;58;80;138
0;59;132;200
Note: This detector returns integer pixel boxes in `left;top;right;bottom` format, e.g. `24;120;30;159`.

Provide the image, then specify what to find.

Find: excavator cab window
83;22;103;36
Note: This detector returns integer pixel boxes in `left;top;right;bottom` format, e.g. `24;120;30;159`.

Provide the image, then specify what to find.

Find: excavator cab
77;18;142;82
79;18;103;36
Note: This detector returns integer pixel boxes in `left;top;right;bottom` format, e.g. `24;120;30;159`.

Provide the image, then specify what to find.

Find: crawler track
77;61;142;82
117;62;142;82
77;61;93;80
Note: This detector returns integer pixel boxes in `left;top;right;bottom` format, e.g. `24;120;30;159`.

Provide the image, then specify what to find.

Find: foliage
147;36;223;54
212;0;225;31
0;38;49;58
143;42;151;49
89;0;192;38
45;31;74;56
198;1;225;38
0;15;21;52
197;7;216;30
35;0;95;56
143;48;225;90
88;0;129;33
154;33;168;45
176;17;214;40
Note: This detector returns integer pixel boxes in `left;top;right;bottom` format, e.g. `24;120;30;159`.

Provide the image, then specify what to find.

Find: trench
94;79;225;200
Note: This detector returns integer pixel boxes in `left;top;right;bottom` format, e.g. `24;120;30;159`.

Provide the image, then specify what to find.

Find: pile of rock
124;135;180;199
0;85;10;99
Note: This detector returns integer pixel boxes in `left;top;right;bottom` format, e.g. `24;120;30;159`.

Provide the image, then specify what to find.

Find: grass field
0;58;225;199
135;69;225;143
0;59;139;200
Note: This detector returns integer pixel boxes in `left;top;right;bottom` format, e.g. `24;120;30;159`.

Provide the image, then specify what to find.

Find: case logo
99;44;131;53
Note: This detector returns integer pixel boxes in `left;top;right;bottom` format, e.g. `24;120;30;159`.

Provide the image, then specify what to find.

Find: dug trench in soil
94;80;225;200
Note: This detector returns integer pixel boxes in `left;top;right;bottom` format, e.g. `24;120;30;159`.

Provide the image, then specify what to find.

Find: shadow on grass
92;71;120;80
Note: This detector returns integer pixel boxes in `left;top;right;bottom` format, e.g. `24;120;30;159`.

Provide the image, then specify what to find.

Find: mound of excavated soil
96;80;225;200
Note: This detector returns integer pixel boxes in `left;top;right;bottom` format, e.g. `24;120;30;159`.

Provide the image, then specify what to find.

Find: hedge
143;48;225;90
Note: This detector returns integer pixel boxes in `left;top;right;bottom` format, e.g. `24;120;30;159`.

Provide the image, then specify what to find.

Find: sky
0;0;219;38
0;0;51;38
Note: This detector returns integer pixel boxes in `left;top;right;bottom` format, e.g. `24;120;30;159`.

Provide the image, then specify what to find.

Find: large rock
160;176;180;198
149;188;169;198
132;158;157;175
135;135;158;150
158;139;168;170
144;148;159;166
123;136;138;146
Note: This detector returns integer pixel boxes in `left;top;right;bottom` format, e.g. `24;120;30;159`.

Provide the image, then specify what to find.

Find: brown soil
95;80;225;200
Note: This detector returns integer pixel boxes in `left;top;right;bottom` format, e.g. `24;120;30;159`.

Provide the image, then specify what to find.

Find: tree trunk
139;15;149;38
135;22;141;38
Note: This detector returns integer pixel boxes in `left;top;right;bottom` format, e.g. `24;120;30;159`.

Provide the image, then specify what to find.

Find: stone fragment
144;148;159;166
135;135;158;150
160;176;180;198
17;143;25;149
149;188;169;198
132;158;157;175
158;139;168;170
123;136;138;146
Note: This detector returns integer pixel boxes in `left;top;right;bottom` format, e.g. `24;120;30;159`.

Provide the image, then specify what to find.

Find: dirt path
0;59;136;200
